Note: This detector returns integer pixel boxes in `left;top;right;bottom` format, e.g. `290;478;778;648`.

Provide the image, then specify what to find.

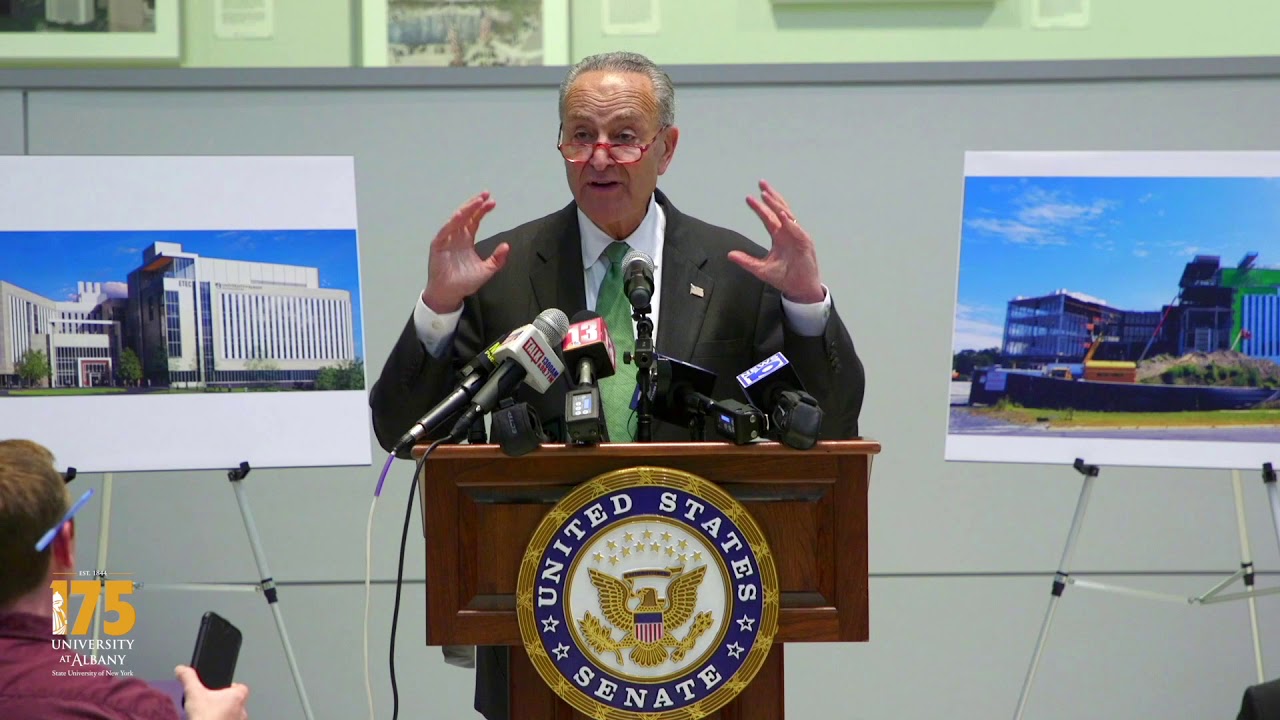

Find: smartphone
190;611;242;690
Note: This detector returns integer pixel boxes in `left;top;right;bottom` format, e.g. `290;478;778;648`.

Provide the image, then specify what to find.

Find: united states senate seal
516;466;779;719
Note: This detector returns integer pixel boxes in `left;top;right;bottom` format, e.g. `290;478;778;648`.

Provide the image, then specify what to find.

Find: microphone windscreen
533;308;571;345
621;249;654;275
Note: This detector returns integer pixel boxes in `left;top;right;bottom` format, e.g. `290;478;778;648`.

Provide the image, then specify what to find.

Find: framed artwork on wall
0;0;179;63
362;0;569;68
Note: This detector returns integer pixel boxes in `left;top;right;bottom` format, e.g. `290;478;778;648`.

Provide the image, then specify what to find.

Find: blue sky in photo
953;176;1280;352
0;229;365;359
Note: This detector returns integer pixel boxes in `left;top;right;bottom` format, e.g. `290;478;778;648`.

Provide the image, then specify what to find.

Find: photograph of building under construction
949;172;1280;444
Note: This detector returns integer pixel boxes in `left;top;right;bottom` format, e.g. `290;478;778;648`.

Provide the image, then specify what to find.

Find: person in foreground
369;51;865;719
0;439;250;720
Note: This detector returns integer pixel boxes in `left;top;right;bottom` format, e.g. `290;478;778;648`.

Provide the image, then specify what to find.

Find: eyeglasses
557;125;668;165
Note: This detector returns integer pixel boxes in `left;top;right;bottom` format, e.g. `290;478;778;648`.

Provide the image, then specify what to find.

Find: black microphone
491;398;549;457
735;352;823;450
391;339;503;454
650;356;763;443
683;395;765;445
651;355;717;431
562;310;617;445
448;308;570;440
621;249;654;310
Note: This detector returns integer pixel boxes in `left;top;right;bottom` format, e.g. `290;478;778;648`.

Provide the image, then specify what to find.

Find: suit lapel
655;191;713;362
530;202;588;321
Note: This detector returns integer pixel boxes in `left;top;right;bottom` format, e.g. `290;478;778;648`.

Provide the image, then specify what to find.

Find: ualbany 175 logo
517;467;778;719
48;576;139;674
50;578;136;636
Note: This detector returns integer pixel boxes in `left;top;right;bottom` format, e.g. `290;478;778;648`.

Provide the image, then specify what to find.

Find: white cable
364;495;379;720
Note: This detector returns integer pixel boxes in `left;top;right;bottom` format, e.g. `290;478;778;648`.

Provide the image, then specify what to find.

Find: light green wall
4;0;1275;69
570;0;1280;65
182;0;352;67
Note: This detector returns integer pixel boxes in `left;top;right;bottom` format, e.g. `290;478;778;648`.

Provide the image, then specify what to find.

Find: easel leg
228;463;316;720
1231;469;1265;683
90;472;114;661
1014;459;1098;720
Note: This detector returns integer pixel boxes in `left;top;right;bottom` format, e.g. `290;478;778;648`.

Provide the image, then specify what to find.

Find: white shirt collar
577;193;663;270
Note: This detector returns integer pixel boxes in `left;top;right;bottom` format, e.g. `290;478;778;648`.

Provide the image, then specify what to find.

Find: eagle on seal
579;565;714;668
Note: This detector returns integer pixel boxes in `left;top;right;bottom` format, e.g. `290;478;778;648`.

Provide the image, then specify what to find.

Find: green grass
974;406;1280;428
6;388;128;396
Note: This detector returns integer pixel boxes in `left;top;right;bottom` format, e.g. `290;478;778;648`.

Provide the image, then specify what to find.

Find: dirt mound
1137;350;1280;387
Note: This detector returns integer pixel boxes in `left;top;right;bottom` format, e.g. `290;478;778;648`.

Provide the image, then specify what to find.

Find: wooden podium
416;440;879;719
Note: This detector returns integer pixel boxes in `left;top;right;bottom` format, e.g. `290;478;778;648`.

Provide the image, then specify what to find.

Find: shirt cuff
413;293;463;359
780;285;832;337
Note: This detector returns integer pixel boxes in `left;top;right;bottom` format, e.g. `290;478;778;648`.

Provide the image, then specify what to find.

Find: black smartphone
190;611;242;690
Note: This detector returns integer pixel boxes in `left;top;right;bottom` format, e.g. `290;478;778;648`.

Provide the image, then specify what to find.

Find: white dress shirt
412;194;833;357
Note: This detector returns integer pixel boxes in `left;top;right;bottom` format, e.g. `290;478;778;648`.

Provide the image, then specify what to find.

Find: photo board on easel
948;151;1280;470
0;156;371;472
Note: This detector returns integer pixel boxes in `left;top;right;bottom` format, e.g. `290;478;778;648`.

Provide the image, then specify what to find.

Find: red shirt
0;611;180;720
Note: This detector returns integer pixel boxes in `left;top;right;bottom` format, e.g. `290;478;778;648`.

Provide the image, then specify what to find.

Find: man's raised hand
421;192;509;313
729;180;825;305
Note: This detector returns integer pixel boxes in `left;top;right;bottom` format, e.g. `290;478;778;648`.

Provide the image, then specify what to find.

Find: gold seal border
517;466;780;720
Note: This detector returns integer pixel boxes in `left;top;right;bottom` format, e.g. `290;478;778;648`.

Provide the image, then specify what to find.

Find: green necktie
597;242;636;442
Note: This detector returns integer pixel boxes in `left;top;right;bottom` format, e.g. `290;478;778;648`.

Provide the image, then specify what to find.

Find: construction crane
1082;316;1137;383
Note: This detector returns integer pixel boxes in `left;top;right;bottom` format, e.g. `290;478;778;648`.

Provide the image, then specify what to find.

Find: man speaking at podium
369;51;864;719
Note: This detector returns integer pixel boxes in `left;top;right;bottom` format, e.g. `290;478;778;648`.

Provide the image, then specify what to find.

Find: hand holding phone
190;611;242;690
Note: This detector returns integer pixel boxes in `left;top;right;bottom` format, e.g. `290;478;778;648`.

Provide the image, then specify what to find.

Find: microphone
391;339;503;454
685;396;765;445
562;311;617;445
651;355;717;430
735;352;823;450
563;311;617;386
648;356;763;443
448;308;570;440
621;249;654;310
491;398;549;457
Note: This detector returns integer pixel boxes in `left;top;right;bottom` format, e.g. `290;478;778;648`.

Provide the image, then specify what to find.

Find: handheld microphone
448;308;570;440
392;339;503;454
563;311;617;386
736;352;823;450
562;311;617;445
621;249;655;310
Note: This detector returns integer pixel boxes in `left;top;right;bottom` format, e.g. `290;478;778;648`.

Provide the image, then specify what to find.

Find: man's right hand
175;665;249;720
421;192;509;313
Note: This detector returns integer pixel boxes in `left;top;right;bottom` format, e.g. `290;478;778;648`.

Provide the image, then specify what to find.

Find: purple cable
373;453;395;497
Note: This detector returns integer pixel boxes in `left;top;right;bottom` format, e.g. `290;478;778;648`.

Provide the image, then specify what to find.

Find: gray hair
558;51;675;128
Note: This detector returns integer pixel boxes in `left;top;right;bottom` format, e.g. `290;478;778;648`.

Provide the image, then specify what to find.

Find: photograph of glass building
1000;254;1280;367
127;241;356;388
2;235;360;392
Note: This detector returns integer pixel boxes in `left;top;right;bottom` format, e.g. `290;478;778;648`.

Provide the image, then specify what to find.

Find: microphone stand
688;414;706;441
630;304;655;442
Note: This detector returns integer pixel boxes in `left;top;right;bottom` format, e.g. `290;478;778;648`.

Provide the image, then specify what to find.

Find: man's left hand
729;180;826;304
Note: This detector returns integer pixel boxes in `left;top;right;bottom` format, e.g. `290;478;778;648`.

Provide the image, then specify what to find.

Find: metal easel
1014;459;1280;719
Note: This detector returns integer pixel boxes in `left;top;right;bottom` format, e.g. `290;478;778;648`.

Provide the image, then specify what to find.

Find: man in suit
369;51;864;719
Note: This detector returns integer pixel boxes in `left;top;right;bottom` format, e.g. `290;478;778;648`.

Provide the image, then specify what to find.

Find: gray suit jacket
368;189;865;718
